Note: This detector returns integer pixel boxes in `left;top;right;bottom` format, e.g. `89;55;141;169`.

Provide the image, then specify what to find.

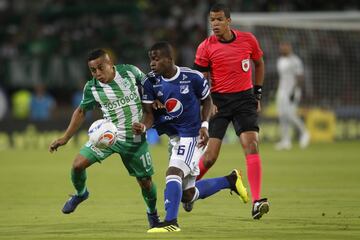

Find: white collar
162;66;180;82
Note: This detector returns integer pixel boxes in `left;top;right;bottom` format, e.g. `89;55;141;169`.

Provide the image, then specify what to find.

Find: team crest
121;78;131;88
180;85;189;94
165;98;183;117
242;59;250;72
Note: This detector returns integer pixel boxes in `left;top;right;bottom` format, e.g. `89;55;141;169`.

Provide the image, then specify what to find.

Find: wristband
254;85;262;100
201;121;209;129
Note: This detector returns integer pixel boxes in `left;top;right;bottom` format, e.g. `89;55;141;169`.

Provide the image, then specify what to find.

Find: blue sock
196;176;230;199
164;175;182;222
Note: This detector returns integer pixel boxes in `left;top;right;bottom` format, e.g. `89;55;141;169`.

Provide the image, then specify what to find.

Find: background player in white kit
276;41;310;150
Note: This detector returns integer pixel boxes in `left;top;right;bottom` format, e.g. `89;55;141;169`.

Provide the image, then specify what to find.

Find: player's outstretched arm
132;103;154;135
49;107;86;153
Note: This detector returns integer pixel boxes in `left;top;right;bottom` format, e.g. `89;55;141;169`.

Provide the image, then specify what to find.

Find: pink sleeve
194;40;210;67
249;33;263;60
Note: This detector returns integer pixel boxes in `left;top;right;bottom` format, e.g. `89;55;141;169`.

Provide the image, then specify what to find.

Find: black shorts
209;89;259;139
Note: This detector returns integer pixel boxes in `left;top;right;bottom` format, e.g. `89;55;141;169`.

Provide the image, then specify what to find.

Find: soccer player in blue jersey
133;42;249;233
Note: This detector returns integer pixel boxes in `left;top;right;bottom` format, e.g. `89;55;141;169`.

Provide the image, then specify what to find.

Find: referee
194;3;269;220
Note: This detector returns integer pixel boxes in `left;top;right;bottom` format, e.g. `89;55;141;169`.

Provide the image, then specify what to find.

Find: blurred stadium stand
1;0;360;145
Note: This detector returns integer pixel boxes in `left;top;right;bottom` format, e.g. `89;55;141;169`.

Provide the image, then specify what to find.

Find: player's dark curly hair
210;3;231;18
149;41;174;59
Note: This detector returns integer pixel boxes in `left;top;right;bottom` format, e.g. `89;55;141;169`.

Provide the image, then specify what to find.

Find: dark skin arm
198;95;212;148
49;107;86;152
132;103;154;135
253;57;265;112
202;72;210;82
200;71;218;116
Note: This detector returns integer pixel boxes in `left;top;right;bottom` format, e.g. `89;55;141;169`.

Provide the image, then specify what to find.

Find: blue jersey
152;108;177;136
142;66;210;137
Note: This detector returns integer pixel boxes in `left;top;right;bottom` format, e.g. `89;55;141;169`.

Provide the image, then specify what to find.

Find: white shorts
168;136;205;189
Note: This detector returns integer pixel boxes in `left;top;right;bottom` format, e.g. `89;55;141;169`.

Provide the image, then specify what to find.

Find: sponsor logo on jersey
182;74;188;80
180;85;189;94
86;142;105;157
165;98;183;118
242;59;250;72
163;115;173;121
104;91;139;110
157;91;163;97
154;77;161;84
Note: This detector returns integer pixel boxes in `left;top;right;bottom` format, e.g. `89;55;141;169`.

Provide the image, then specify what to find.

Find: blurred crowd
0;0;359;121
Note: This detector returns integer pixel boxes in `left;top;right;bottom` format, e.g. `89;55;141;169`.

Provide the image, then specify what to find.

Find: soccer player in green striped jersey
49;49;160;228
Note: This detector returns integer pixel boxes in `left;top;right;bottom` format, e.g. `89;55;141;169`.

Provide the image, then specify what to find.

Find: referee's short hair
210;3;231;18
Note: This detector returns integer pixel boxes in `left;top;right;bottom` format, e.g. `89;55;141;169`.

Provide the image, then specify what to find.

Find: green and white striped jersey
80;64;145;143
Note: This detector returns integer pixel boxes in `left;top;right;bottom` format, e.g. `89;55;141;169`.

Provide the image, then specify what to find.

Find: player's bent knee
166;166;184;178
182;188;195;203
204;157;216;168
72;156;90;172
137;177;153;191
203;151;218;168
243;140;259;154
72;164;86;172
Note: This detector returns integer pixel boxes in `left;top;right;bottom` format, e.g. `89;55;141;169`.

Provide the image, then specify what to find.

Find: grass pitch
1;141;359;239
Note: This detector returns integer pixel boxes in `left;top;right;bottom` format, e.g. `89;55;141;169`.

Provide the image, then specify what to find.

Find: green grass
1;141;360;239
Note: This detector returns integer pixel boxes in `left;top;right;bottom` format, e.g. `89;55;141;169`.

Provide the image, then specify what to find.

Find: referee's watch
254;85;262;101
